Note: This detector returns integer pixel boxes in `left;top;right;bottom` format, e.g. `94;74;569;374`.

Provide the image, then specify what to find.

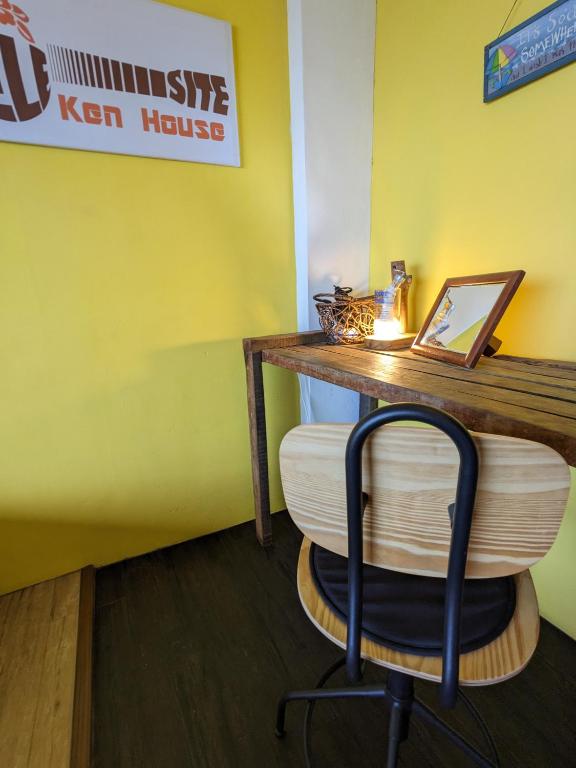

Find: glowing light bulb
373;317;401;340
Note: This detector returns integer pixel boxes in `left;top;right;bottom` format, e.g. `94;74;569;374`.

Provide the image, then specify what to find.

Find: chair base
276;658;499;768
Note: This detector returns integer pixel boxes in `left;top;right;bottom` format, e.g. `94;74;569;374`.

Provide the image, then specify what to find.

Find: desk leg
245;350;272;546
359;394;378;419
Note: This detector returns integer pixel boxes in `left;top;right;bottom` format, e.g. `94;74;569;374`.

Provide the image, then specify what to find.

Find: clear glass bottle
373;272;404;339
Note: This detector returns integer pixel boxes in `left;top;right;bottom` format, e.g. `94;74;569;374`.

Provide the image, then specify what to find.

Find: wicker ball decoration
314;287;375;345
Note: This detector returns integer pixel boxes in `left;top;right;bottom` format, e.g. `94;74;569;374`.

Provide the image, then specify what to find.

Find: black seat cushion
310;544;516;657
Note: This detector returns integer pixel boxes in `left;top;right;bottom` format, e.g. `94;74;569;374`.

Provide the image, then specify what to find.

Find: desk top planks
262;344;576;466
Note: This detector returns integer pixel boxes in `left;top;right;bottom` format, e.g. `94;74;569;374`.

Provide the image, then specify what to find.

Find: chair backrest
280;421;571;579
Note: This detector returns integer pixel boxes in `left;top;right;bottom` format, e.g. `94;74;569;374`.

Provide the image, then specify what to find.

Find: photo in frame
411;271;525;369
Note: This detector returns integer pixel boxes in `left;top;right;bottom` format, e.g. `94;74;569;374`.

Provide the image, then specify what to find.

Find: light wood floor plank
0;572;81;768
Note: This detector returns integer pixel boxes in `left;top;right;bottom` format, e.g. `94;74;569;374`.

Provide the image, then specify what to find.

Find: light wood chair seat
276;407;571;767
297;536;539;686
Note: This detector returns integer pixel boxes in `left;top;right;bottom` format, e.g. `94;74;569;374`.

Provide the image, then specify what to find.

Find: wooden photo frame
412;271;525;369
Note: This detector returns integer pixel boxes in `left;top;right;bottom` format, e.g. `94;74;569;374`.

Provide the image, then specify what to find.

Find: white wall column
288;0;377;423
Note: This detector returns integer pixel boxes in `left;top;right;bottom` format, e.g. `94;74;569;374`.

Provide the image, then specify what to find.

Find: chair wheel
275;728;285;738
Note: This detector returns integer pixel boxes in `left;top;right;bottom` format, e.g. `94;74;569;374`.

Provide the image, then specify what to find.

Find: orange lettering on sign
59;94;82;122
83;101;102;124
210;122;224;141
58;94;123;128
140;107;225;141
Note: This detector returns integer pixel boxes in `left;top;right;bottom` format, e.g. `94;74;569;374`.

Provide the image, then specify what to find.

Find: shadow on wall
0;513;198;594
0;337;299;594
403;250;548;352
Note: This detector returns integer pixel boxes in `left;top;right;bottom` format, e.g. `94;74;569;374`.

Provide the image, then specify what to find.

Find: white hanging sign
0;0;240;165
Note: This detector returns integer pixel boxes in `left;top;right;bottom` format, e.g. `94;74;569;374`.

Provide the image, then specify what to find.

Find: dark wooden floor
93;512;576;768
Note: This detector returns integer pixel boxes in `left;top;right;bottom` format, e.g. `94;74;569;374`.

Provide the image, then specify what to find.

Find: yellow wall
372;0;576;636
0;0;298;594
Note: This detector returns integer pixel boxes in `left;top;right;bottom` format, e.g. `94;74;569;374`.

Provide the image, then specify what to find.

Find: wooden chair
275;403;571;767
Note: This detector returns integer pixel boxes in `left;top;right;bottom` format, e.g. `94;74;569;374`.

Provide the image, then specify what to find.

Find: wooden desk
243;332;576;545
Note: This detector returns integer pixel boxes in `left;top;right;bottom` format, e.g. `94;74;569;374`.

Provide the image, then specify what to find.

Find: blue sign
484;0;576;101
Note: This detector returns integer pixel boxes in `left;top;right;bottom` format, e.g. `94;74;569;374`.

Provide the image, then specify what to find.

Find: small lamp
373;316;403;340
365;261;416;350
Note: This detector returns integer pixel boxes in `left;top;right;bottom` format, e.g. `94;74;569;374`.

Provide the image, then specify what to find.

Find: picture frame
411;271;525;369
484;0;576;102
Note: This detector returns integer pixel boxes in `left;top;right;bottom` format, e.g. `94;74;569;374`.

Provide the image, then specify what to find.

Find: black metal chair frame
276;403;501;767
